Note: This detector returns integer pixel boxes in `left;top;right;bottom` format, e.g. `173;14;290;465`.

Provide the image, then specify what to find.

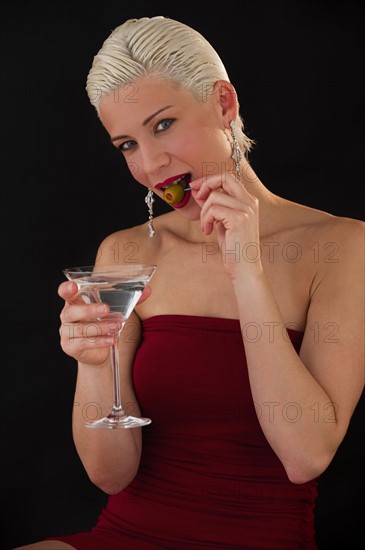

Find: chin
175;201;201;221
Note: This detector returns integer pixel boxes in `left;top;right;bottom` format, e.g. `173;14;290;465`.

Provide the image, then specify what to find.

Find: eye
119;139;136;152
156;118;175;132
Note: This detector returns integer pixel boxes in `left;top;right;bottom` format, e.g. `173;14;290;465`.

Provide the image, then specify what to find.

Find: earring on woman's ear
145;189;155;237
229;120;242;182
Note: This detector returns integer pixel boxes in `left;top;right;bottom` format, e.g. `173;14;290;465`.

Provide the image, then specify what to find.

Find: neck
240;160;271;199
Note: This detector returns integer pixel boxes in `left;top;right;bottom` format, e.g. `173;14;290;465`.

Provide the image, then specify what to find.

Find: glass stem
110;328;124;414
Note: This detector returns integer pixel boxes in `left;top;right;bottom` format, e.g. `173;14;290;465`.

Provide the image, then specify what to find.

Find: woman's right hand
58;281;152;366
58;280;115;366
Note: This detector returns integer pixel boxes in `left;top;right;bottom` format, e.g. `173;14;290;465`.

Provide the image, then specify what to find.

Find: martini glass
63;264;157;429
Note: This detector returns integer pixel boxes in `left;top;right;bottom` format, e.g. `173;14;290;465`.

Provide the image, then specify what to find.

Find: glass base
85;414;152;429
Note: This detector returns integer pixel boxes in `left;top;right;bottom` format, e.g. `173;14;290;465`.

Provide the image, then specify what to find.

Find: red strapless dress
45;315;318;549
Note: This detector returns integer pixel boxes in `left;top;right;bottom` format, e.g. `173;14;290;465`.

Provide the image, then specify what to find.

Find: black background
1;1;364;548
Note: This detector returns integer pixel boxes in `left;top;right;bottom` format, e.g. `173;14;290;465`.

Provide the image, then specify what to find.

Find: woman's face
99;77;234;219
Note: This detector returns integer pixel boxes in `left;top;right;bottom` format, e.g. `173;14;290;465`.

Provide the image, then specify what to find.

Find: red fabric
46;315;318;549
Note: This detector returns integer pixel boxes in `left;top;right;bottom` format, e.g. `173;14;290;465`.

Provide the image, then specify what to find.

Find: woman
15;15;364;550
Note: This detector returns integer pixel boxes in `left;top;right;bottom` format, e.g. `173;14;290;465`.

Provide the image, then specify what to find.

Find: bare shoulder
310;207;364;241
278;201;364;310
307;209;364;265
96;224;157;266
95;212;178;266
276;198;364;261
315;215;364;293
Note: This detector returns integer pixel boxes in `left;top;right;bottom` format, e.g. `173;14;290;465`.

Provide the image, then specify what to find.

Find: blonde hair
86;16;254;155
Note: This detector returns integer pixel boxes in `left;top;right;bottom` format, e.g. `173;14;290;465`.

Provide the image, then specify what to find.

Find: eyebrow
110;105;173;143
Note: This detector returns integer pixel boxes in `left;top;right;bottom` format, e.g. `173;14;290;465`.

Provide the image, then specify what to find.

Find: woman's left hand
190;172;261;279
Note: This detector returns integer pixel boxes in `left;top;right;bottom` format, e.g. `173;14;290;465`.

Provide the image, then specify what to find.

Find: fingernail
96;304;107;314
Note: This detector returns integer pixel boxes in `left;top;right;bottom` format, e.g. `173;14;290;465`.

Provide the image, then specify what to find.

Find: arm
59;282;147;495
193;174;364;483
233;222;364;483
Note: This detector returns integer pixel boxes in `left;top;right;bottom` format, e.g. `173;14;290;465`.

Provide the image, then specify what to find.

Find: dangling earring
145;189;155;238
229;120;242;182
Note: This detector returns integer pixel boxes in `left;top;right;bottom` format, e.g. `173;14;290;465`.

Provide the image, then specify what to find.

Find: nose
139;141;170;178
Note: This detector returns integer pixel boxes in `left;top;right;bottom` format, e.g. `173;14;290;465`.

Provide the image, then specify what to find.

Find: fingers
61;301;110;324
58;280;113;362
190;173;251;202
58;280;78;300
59;310;119;364
59;323;113;365
136;285;152;305
199;192;239;235
58;280;152;365
200;187;258;236
60;317;122;339
189;173;259;236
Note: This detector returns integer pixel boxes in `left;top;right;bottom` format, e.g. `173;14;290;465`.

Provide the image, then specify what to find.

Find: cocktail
63;264;157;429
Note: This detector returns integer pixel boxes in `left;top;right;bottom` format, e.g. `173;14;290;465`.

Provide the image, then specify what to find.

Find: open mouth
156;173;192;208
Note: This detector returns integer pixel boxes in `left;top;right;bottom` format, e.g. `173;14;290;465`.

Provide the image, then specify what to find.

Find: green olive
163;183;185;205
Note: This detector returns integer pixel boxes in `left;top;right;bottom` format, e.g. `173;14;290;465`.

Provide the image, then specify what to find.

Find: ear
213;80;239;127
